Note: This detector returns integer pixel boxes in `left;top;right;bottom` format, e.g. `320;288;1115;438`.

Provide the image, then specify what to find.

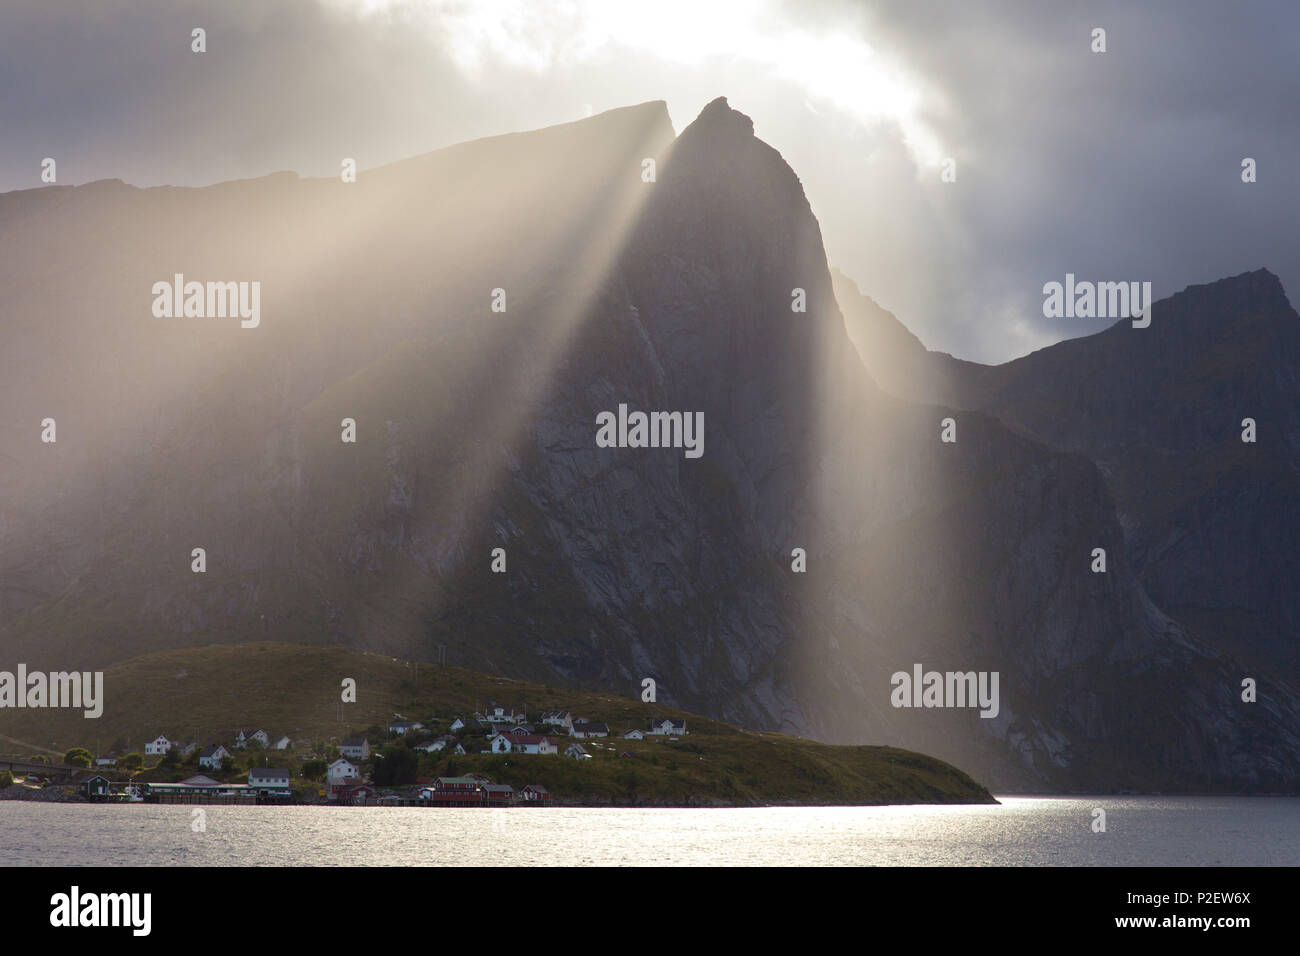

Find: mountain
1;98;1296;793
836;268;1300;697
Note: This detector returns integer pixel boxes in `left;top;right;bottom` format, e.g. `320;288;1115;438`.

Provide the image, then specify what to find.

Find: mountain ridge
1;99;1296;793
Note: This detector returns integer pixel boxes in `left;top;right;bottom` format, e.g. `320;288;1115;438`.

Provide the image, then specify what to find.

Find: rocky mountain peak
1161;266;1291;322
689;96;755;138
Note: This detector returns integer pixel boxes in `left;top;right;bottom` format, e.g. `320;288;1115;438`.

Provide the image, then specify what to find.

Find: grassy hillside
0;642;995;805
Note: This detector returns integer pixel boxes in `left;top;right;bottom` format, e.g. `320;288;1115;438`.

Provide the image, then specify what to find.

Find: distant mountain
837;267;1300;697
1;98;1295;793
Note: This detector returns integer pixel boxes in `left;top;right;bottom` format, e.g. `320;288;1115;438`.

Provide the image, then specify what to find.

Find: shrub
118;753;144;772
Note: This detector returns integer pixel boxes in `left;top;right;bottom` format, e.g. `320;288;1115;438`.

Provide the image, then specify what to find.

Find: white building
234;729;270;750
327;758;359;785
248;767;291;793
339;738;370;760
270;735;292;750
648;719;687;736
415;735;462;754
570;722;609;739
144;735;172;756
541;711;573;731
198;744;230;770
484;701;524;724
510;735;558;756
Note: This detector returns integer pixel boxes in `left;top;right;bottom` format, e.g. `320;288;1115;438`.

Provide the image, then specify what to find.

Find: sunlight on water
4;797;1298;866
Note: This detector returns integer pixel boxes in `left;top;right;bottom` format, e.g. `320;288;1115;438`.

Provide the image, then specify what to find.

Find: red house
331;784;377;805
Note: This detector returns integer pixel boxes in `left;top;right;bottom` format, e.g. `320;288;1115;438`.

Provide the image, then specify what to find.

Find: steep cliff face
837;267;1300;696
1;99;1296;792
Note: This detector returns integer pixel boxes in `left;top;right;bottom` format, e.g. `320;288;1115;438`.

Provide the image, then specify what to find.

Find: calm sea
4;796;1298;866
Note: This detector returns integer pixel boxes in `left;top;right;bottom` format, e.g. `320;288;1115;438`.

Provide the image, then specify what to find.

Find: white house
622;729;645;740
648;719;687;736
509;735;558;756
484;701;524;724
94;756;118;767
198;744;230;770
388;721;424;736
488;733;514;754
144;735;172;756
485;724;535;739
234;729;270;750
327;758;359;785
247;767;291;792
570;721;609;739
270;735;292;751
540;711;573;730
415;735;462;754
339;738;370;760
175;742;199;757
565;743;592;760
449;717;466;732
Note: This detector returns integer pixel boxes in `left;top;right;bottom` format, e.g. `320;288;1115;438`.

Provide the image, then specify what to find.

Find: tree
301;759;328;781
372;745;418;786
64;748;93;768
118;753;144;772
159;749;180;769
0;771;13;788
220;755;237;774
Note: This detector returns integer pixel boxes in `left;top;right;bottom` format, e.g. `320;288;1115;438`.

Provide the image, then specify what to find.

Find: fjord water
5;797;1297;866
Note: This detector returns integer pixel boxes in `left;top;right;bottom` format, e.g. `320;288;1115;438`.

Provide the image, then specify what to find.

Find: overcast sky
2;0;1295;363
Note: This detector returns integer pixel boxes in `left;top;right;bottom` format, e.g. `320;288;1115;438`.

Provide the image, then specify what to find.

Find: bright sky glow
320;0;945;166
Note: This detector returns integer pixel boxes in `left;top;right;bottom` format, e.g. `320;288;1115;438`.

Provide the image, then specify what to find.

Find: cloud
1;0;1295;363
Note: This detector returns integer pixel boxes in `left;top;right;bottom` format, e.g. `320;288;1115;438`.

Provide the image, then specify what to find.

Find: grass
0;641;995;806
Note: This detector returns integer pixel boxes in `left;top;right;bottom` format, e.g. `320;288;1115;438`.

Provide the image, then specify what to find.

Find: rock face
837;267;1300;774
1;98;1296;792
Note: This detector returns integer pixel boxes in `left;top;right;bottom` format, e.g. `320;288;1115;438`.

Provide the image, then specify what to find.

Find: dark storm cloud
836;0;1300;360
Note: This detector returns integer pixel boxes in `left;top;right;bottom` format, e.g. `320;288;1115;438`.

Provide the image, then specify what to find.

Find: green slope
0;642;996;805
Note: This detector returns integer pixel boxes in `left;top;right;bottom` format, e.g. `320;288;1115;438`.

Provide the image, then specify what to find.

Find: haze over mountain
1;99;1295;792
838;266;1300;705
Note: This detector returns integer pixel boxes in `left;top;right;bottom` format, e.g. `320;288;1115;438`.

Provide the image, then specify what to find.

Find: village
4;700;690;807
